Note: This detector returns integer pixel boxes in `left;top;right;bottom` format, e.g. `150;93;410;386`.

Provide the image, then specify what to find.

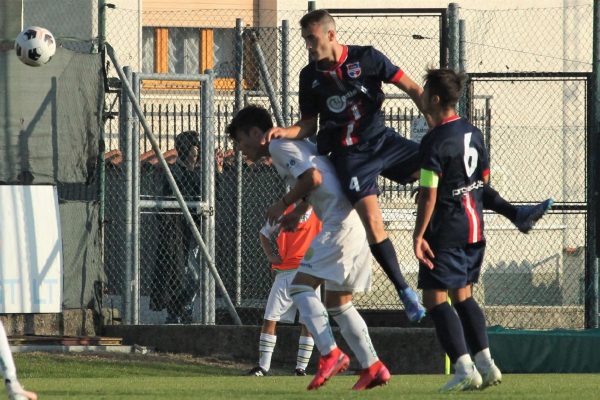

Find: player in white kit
0;321;37;400
228;105;390;391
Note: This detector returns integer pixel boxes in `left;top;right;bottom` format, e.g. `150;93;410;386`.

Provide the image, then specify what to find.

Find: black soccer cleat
247;366;268;376
294;368;307;376
513;198;553;234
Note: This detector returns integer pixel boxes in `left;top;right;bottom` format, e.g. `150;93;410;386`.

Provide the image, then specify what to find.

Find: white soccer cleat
440;364;482;392
478;360;502;389
5;380;38;400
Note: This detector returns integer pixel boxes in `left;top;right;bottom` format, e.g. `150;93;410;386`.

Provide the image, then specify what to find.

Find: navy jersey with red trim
419;117;490;248
299;45;404;154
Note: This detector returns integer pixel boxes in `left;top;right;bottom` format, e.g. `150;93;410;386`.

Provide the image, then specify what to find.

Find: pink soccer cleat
352;360;391;390
307;347;350;390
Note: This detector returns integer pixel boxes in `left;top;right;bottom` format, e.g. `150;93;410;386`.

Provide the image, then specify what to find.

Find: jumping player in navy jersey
414;69;501;392
266;9;552;323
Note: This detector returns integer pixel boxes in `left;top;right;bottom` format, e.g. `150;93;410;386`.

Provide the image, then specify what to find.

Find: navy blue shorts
418;241;486;290
329;128;420;205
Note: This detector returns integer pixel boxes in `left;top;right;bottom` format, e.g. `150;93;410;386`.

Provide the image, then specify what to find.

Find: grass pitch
13;352;600;399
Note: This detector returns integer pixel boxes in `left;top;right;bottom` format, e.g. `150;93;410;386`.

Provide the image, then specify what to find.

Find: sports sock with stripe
258;333;277;372
295;335;314;371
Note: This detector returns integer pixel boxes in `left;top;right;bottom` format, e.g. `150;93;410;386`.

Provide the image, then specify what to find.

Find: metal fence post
458;19;467;118
586;0;600;329
448;3;460;71
247;30;285;126
282;20;290;126
234;18;244;308
208;70;217;324
121;66;133;325
132;72;141;325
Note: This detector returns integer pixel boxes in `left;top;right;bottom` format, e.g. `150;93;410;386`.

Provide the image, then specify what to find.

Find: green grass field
13;353;600;399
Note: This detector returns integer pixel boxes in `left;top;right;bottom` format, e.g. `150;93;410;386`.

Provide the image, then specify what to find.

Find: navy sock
370;239;408;291
429;302;469;364
454;297;489;354
483;185;517;222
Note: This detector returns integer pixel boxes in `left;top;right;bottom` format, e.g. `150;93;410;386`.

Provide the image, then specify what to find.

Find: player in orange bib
248;202;322;377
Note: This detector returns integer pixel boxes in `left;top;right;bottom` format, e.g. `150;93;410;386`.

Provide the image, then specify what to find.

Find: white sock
290;286;336;355
455;353;474;376
0;321;18;383
296;335;314;370
328;302;378;369
258;333;276;371
474;347;493;370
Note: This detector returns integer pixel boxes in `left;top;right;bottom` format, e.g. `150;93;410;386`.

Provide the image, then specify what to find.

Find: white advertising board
0;185;63;313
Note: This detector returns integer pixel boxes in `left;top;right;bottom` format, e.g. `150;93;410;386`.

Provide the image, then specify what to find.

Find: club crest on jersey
346;62;361;78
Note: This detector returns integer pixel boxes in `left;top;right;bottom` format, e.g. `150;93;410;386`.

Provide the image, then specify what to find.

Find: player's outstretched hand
414;236;435;269
265;126;287;143
266;199;287;225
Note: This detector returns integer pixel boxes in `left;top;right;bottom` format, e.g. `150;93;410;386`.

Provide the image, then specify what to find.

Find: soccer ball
15;26;56;67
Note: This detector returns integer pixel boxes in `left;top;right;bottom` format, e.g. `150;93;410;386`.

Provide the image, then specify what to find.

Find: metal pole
282;20;290;126
98;0;107;53
308;1;316;12
246;30;285;126
586;0;600;329
132;72;141;325
121;66;133;325
234;18;244;308
202;69;210;324
448;3;460;71
207;70;217;324
106;44;243;325
458;19;467;118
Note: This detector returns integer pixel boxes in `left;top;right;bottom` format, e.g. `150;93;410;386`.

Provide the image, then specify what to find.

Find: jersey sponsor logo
326;88;359;113
346;62;362;78
452;180;484;196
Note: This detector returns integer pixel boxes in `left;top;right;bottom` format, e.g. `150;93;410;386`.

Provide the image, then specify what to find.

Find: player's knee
289;285;314;297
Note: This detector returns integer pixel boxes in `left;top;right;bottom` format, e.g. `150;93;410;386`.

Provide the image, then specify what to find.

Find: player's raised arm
393;74;434;128
266;117;318;142
265;167;322;225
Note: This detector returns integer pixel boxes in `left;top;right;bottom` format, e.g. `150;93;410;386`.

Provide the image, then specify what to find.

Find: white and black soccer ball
15;26;56;67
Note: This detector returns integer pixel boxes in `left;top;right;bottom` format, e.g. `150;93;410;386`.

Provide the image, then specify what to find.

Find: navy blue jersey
419;116;490;248
299;45;404;154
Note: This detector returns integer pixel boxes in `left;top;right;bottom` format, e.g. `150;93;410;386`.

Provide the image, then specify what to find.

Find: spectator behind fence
150;130;203;324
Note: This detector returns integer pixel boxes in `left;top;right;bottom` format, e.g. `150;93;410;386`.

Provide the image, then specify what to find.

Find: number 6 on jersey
463;132;478;177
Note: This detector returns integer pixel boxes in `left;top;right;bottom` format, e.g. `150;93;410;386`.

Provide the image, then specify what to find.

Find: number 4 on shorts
349;177;360;192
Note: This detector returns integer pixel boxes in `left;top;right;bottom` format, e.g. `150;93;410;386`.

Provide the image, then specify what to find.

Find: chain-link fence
99;2;597;329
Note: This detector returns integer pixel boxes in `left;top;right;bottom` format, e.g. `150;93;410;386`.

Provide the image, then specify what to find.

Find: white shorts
263;270;320;323
297;214;372;293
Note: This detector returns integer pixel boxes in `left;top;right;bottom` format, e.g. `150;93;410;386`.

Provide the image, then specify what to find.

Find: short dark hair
300;9;335;30
175;130;200;157
226;105;273;141
424;68;467;108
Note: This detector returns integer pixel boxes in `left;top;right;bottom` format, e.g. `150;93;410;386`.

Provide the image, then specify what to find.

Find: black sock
370;238;408;291
483;185;517;222
429;302;469;364
454;297;489;354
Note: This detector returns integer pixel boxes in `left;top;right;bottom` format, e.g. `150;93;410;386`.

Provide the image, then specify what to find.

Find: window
142;27;254;90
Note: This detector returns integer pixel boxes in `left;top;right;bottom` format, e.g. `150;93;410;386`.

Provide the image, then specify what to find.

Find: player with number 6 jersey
414;69;501;392
418;117;489;249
